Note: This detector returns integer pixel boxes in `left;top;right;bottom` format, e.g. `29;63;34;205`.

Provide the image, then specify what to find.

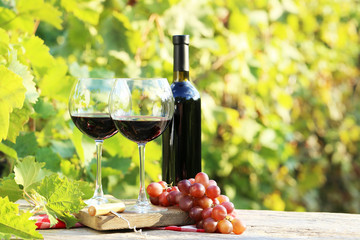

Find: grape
171;186;179;192
208;179;217;186
149;196;159;205
197;196;212;209
179;195;194;212
211;205;227;221
217;219;233;234
203;217;217;233
188;178;195;184
158;181;168;189
167;190;181;205
174;191;182;204
201;207;213;219
189;206;203;222
195;172;210;188
146;182;163;197
226;214;234;222
177;179;191;194
217;195;229;204
196;220;204;229
159;191;170;207
206;185;221;199
232;217;246;235
189;183;205;198
212;197;220;206
221;201;234;214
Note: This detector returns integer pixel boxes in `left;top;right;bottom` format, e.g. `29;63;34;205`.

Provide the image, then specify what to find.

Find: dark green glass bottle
162;35;201;185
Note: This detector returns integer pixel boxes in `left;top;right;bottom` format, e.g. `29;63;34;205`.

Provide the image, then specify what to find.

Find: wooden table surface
39;209;360;239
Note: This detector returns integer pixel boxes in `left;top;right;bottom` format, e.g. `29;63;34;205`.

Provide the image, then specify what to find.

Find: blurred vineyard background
1;0;360;213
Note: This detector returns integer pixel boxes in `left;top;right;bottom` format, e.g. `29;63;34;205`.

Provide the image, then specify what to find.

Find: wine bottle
162;35;201;185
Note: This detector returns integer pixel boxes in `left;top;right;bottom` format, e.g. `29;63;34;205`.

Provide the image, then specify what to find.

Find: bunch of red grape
146;172;246;235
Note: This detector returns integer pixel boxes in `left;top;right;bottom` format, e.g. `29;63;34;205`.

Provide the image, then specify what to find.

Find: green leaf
0;178;22;202
17;0;63;29
50;140;75;159
67;15;91;49
0;142;17;160
60;0;103;25
40;58;74;102
37;175;86;228
14;156;51;192
0;65;26;141
0;196;43;239
0;28;9;55
8;50;39;104
103;156;131;175
0;7;33;33
22;36;54;69
33;98;56;119
7;105;32;143
228;8;249;33
60;160;80;179
35;147;61;172
74;180;93;200
13;132;38;158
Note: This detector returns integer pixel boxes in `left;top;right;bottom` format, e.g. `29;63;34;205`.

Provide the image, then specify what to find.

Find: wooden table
39;209;360;239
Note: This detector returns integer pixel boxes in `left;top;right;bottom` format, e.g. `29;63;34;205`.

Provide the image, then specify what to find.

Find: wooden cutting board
75;199;194;231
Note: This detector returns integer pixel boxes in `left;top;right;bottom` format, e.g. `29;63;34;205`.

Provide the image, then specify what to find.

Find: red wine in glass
113;116;170;144
71;113;118;140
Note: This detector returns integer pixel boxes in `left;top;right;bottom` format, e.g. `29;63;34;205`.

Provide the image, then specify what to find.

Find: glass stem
94;140;104;199
137;143;148;205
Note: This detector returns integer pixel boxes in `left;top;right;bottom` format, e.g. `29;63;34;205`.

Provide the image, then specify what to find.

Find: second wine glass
109;78;174;213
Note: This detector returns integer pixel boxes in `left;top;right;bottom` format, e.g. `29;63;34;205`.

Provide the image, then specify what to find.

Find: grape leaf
60;0;103;25
0;65;26;141
40;58;74;102
0;7;33;33
13;132;38;158
0;178;22;202
35;147;61;172
50;140;75;159
16;0;63;30
8;50;39;104
14;156;52;192
0;142;17;160
0;28;9;55
7;105;32;143
33;98;56;119
0;196;43;240
75;180;93;200
37;175;86;228
22;36;54;69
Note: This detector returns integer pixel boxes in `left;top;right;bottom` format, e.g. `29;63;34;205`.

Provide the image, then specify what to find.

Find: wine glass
109;78;174;213
69;78;118;206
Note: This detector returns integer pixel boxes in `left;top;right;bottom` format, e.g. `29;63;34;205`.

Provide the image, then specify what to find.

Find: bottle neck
173;42;189;83
173;71;189;82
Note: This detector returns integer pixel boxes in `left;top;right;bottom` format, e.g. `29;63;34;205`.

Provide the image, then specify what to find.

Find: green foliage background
1;0;360;213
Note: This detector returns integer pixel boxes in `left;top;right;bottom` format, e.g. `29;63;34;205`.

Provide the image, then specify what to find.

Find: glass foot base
85;197;108;206
85;196;122;206
125;202;168;213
